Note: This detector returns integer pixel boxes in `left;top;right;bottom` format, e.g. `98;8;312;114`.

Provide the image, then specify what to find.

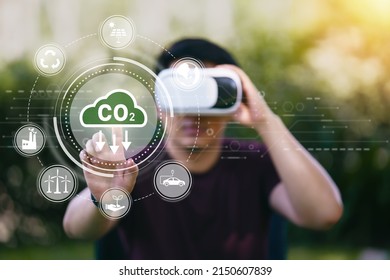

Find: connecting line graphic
64;33;97;48
76;192;154;203
306;97;322;101
186;143;209;162
313;103;340;109
322;125;349;129
220;156;247;160
288;119;372;130
133;193;154;202
257;117;386;158
136;35;176;59
37;156;44;167
205;115;376;158
27;76;40;122
299;140;389;143
281;114;325;117
185;94;200;163
290;131;335;134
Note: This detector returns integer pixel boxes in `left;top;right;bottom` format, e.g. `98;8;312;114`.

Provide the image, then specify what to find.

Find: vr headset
155;68;242;115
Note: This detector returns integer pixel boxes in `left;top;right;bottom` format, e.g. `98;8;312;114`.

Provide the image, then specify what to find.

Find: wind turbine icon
61;175;71;194
39;166;77;202
52;168;64;194
44;174;54;194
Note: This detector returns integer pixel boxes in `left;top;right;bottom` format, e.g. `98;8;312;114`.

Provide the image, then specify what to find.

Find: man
63;38;343;259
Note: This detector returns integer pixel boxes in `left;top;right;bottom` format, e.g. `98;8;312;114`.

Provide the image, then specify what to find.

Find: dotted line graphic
64;33;97;48
282;147;372;152
133;192;154;202
37;156;44;167
306;97;321;101
27;75;40;122
136;35;175;59
307;147;371;152
186;107;200;163
80;152;132;167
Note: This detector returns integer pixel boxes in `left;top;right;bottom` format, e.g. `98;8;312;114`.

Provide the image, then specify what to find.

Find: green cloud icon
80;89;147;127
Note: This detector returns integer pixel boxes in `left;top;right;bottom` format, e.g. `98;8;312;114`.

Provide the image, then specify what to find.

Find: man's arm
63;129;138;239
63;188;118;239
221;65;343;230
260;115;342;230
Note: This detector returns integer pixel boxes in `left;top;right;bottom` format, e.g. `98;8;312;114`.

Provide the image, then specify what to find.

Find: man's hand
217;64;276;130
80;127;138;200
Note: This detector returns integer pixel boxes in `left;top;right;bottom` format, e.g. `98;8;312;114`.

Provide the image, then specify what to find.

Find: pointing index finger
111;126;123;145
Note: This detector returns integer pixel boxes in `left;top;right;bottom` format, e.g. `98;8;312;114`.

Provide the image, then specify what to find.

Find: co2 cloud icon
80;89;147;127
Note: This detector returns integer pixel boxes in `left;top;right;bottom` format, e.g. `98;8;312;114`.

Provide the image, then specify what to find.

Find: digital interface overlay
8;15;209;219
7;15;388;221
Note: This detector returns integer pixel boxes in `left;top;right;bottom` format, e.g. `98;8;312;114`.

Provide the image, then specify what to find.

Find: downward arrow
96;130;105;151
110;133;119;154
122;130;132;151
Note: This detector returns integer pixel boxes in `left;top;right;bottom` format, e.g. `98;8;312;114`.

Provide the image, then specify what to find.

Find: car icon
162;177;185;187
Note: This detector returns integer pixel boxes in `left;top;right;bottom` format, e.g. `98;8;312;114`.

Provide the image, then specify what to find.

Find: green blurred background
0;0;389;260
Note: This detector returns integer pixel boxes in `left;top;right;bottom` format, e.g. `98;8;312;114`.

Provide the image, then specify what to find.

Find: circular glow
153;161;193;202
34;44;66;76
171;58;205;90
14;124;46;157
98;187;132;219
99;15;136;49
37;165;78;203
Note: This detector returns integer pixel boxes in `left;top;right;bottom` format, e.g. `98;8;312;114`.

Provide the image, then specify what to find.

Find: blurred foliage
227;0;390;250
0;241;94;260
0;60;70;251
1;0;390;259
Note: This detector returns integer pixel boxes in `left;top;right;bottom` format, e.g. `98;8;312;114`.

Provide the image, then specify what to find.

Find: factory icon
22;128;37;150
14;124;46;157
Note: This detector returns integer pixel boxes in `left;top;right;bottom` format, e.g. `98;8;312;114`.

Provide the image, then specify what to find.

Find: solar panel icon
110;28;127;44
100;16;136;49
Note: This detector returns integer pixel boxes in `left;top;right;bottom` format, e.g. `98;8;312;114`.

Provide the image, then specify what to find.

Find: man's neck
165;139;223;174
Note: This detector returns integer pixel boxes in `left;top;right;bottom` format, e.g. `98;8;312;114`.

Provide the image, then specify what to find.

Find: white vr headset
155;68;242;115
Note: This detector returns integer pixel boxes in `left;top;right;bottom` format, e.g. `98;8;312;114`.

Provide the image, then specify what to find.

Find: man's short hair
155;38;238;73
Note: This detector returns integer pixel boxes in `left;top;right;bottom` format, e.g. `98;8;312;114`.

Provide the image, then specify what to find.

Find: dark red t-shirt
99;139;280;259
